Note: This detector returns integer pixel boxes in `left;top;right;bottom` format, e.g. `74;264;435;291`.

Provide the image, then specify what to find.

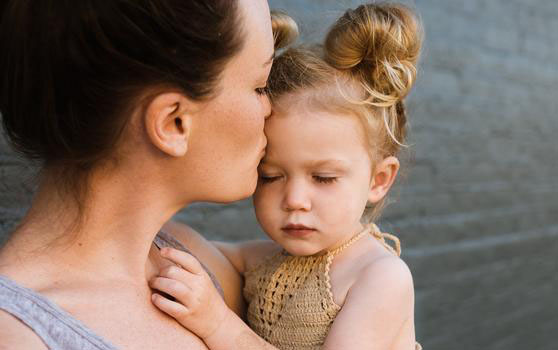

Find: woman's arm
203;308;280;350
321;256;416;350
212;240;281;275
211;241;247;274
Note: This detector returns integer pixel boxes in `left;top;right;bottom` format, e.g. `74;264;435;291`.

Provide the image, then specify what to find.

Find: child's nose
282;180;311;212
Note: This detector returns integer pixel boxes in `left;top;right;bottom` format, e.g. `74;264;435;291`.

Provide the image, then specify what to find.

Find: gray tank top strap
0;275;117;350
154;230;225;298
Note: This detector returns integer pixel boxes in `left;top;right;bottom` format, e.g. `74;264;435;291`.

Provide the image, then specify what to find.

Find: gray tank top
0;231;223;350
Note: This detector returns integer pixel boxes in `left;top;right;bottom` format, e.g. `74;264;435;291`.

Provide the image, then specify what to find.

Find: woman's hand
149;247;232;340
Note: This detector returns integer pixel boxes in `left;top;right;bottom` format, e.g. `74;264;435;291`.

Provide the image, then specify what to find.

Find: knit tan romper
243;224;422;350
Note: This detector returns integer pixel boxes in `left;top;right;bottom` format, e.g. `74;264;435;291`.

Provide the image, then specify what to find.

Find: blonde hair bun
271;10;299;50
325;2;423;106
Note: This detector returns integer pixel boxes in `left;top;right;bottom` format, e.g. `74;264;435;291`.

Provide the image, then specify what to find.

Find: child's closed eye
313;175;338;184
259;175;281;184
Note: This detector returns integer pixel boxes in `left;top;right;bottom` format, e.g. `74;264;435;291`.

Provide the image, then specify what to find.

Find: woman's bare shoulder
160;220;229;267
0;310;48;349
161;220;205;247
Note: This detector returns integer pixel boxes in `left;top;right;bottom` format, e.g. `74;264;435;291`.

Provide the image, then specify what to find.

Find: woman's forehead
219;0;274;86
238;0;274;63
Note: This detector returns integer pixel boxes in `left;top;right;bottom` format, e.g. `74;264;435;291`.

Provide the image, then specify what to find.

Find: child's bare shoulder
330;237;413;306
360;253;413;291
347;245;415;314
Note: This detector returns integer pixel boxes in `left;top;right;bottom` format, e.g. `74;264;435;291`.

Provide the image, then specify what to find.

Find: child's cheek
320;182;364;226
252;188;265;215
253;185;278;227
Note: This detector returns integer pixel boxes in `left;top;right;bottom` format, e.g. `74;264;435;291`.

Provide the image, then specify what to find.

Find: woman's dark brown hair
0;0;243;167
0;0;250;231
0;0;246;222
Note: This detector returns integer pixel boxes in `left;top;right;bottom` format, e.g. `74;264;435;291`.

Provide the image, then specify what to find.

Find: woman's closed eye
255;86;269;95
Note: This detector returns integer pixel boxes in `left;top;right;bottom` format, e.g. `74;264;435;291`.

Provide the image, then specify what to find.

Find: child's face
253;98;374;256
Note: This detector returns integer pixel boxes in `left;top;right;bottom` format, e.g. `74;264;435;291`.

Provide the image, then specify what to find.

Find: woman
0;0;291;348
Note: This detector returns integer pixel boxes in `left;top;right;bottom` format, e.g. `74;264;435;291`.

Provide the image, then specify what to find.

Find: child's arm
151;247;280;350
321;256;416;350
212;239;281;275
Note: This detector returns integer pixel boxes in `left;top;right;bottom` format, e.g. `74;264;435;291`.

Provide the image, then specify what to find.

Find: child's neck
316;222;368;256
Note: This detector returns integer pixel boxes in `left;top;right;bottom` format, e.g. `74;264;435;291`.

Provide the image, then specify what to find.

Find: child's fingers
160;248;204;275
158;264;197;284
151;293;189;320
149;276;194;306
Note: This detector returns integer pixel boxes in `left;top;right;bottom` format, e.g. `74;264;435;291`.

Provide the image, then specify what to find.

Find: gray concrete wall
1;1;557;349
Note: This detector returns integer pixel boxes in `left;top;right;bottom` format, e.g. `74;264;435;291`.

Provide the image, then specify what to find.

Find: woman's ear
368;156;400;203
144;92;193;157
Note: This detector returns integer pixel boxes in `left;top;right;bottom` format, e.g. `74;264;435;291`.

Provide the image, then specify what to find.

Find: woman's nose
263;94;272;120
283;180;311;212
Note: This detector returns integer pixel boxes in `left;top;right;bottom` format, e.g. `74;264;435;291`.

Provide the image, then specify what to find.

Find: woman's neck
0;165;188;286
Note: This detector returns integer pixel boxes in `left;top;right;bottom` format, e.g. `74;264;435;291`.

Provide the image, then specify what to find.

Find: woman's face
186;0;274;203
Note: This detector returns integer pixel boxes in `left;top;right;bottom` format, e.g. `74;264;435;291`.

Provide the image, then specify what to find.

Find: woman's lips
259;143;267;160
282;224;316;237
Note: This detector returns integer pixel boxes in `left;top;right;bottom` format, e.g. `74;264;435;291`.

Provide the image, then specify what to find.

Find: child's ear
368;156;400;203
144;92;194;157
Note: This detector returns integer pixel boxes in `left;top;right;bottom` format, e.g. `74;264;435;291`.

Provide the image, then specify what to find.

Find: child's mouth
282;224;316;237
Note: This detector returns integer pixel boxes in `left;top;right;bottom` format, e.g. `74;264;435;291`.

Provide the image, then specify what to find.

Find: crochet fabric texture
243;224;421;350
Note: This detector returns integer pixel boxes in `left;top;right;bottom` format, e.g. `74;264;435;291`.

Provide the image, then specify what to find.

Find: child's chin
284;245;322;257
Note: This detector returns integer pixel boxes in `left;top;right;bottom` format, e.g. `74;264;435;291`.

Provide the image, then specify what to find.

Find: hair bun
271;10;299;50
325;3;422;106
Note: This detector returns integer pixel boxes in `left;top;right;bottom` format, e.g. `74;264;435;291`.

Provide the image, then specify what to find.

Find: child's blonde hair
269;2;423;221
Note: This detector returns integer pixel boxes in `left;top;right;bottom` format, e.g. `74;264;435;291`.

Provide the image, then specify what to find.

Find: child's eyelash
259;175;280;183
314;176;337;184
259;175;338;184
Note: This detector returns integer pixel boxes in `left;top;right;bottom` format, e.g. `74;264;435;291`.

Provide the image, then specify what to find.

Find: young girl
149;3;423;349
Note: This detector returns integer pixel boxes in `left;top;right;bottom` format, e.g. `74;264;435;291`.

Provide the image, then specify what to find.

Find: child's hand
149;247;230;340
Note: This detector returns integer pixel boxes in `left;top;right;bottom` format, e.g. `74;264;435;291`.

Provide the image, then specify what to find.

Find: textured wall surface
1;1;557;349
